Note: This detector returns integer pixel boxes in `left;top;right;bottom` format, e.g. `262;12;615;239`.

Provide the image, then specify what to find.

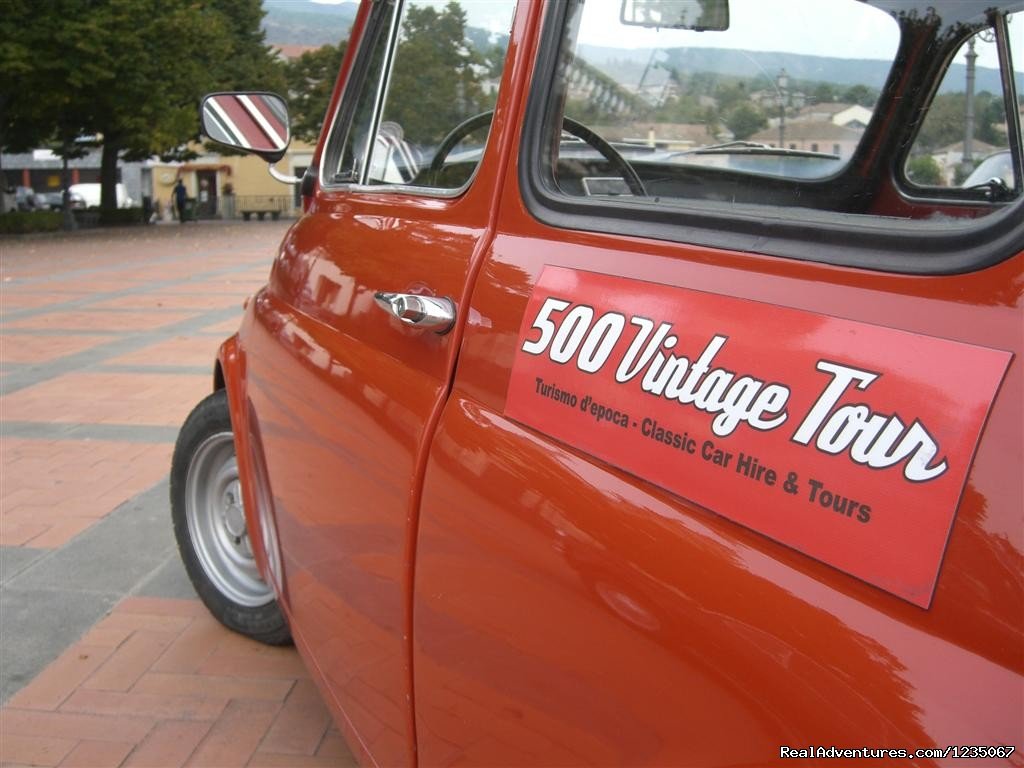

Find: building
1;149;150;205
930;139;1001;186
3;140;314;221
148;141;315;221
589;122;730;150
749;121;865;158
791;102;873;129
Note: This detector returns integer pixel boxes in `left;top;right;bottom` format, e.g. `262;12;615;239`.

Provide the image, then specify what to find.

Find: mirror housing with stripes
200;92;291;164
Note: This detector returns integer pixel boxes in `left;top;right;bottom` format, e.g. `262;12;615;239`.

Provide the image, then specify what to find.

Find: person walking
173;179;188;223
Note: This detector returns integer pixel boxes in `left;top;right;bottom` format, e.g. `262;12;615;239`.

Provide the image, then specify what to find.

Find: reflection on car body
172;0;1023;765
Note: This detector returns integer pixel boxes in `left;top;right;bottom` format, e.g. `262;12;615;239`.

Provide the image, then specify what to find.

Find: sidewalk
1;222;355;767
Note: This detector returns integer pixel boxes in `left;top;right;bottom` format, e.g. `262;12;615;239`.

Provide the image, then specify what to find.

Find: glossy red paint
505;266;1010;608
413;228;1023;765
198;0;1024;765
217;5;537;765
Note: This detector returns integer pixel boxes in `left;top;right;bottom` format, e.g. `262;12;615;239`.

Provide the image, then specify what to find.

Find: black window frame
319;0;400;190
319;0;515;198
896;12;1024;206
518;0;1024;275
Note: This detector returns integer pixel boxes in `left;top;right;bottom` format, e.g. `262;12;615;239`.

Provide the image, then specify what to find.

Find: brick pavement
0;222;357;767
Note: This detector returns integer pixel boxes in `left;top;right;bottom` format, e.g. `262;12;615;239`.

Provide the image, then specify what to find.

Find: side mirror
200;92;291;163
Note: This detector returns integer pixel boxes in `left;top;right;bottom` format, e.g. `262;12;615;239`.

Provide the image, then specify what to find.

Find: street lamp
963;36;978;170
776;69;789;148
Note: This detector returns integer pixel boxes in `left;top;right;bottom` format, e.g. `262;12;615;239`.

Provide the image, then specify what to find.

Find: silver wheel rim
185;431;274;607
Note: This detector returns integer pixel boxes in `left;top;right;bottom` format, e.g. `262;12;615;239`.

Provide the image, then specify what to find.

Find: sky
290;0;1019;70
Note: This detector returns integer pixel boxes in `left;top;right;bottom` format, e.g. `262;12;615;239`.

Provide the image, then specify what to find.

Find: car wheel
170;390;291;645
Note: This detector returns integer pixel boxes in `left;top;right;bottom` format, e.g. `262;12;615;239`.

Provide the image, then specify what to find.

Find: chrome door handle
373;292;455;334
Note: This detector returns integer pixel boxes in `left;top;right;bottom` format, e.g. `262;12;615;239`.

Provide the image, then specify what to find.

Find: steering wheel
428;111;647;196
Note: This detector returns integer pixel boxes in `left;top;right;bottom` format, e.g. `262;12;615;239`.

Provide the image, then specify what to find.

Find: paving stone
0;371;208;425
4;310;198;333
83;631;178;692
133;555;199;601
123;719;212;768
105;336;225;368
9;481;176;593
184;698;282;767
0;708;155;745
57;738;135;767
0;334;117;364
0;224;357;767
0;545;45;584
257;680;333;756
0;732;78;766
0;594;120;704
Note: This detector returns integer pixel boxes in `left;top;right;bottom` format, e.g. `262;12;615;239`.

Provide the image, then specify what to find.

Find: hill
581;44;1017;96
261;3;1019;97
262;1;358;46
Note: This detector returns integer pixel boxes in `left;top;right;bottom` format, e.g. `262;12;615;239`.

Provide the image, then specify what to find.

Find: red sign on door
505;267;1011;607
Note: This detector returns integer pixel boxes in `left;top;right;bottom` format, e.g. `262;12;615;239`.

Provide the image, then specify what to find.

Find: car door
237;1;518;765
412;1;1023;764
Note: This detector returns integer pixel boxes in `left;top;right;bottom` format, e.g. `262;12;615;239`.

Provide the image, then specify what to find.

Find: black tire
170;389;291;645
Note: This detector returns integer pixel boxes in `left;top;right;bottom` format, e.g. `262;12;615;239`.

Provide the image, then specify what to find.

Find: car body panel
410;22;1023;745
410;196;1023;763
216;4;533;766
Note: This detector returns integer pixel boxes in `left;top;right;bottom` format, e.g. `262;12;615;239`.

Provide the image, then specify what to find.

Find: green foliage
913;91;1005;152
207;0;287;94
650;92;704;124
383;2;488;147
0;0;284;211
810;82;837;104
0;210;62;234
285;42;347;144
905;154;944;186
724;102;767;140
714;81;748;113
647;72;767;138
840;84;878;107
976;94;1008;146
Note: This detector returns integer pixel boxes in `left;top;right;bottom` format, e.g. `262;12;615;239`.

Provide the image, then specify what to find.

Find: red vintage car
172;0;1024;764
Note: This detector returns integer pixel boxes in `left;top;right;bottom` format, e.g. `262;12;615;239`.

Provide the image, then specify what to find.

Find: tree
714;81;748;112
0;1;109;221
384;2;487;146
810;82;837;104
912;91;1004;153
976;92;1007;147
905;154;943;186
207;0;286;93
1;0;284;220
285;43;347;144
724;102;767;140
840;84;877;107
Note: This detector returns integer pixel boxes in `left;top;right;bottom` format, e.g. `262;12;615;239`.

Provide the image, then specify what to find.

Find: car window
328;0;399;185
325;0;516;192
544;0;899;197
523;0;1024;272
904;18;1021;199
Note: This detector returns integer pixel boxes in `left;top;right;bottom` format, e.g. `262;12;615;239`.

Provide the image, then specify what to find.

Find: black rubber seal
518;0;1024;276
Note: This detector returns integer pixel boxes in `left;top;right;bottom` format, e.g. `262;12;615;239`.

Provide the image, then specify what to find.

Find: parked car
37;190;70;210
173;0;1023;765
67;182;133;209
10;185;48;211
962;149;1016;193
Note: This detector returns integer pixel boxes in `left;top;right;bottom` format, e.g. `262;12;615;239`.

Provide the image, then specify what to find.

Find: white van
67;183;134;209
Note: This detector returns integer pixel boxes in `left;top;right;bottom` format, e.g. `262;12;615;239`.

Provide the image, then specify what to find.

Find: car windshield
549;0;900;190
